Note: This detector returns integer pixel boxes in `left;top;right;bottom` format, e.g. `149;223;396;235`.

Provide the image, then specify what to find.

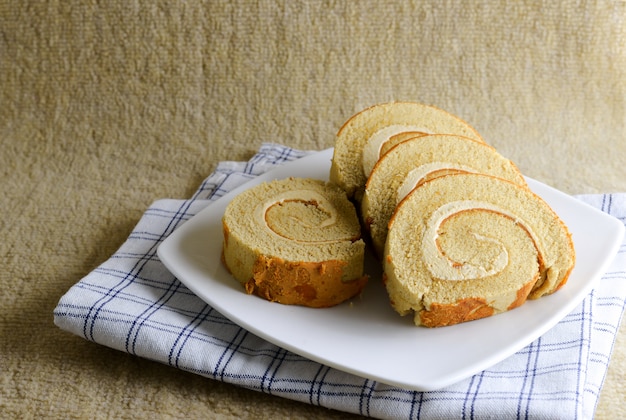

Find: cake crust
245;255;368;308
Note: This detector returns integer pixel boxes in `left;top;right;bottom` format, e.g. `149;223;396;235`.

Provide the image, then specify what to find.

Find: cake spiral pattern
384;173;575;327
362;134;527;257
222;177;367;308
330;101;483;200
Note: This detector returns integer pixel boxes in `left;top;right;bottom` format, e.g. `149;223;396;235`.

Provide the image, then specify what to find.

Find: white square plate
157;148;624;391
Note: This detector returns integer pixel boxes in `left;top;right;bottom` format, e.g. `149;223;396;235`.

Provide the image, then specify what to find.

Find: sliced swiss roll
329;101;483;200
222;177;367;308
362;134;527;257
383;173;575;327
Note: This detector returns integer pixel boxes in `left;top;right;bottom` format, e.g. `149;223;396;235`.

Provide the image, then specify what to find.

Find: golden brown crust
418;297;495;327
245;255;368;308
418;274;539;327
507;275;539;310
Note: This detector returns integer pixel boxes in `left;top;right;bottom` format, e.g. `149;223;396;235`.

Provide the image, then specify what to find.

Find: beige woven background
2;1;625;418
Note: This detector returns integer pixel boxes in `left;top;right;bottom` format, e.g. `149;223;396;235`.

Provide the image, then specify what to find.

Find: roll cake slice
222;177;367;308
384;173;575;327
329;101;484;200
362;134;527;257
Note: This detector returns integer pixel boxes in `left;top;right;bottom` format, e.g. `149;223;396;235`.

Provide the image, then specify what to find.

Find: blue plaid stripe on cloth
54;143;626;419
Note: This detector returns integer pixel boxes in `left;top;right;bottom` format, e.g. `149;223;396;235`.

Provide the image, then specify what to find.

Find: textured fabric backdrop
2;1;625;419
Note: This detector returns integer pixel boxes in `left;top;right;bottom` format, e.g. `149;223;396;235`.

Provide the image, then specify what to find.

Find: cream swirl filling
422;200;541;281
254;190;353;243
361;124;432;177
396;162;481;205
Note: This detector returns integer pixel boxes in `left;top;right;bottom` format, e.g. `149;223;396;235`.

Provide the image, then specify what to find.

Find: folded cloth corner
54;143;626;420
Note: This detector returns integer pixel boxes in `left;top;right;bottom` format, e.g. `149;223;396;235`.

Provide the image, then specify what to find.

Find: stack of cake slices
330;101;575;327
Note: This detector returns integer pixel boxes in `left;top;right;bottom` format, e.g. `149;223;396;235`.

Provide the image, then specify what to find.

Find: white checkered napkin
54;143;626;420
